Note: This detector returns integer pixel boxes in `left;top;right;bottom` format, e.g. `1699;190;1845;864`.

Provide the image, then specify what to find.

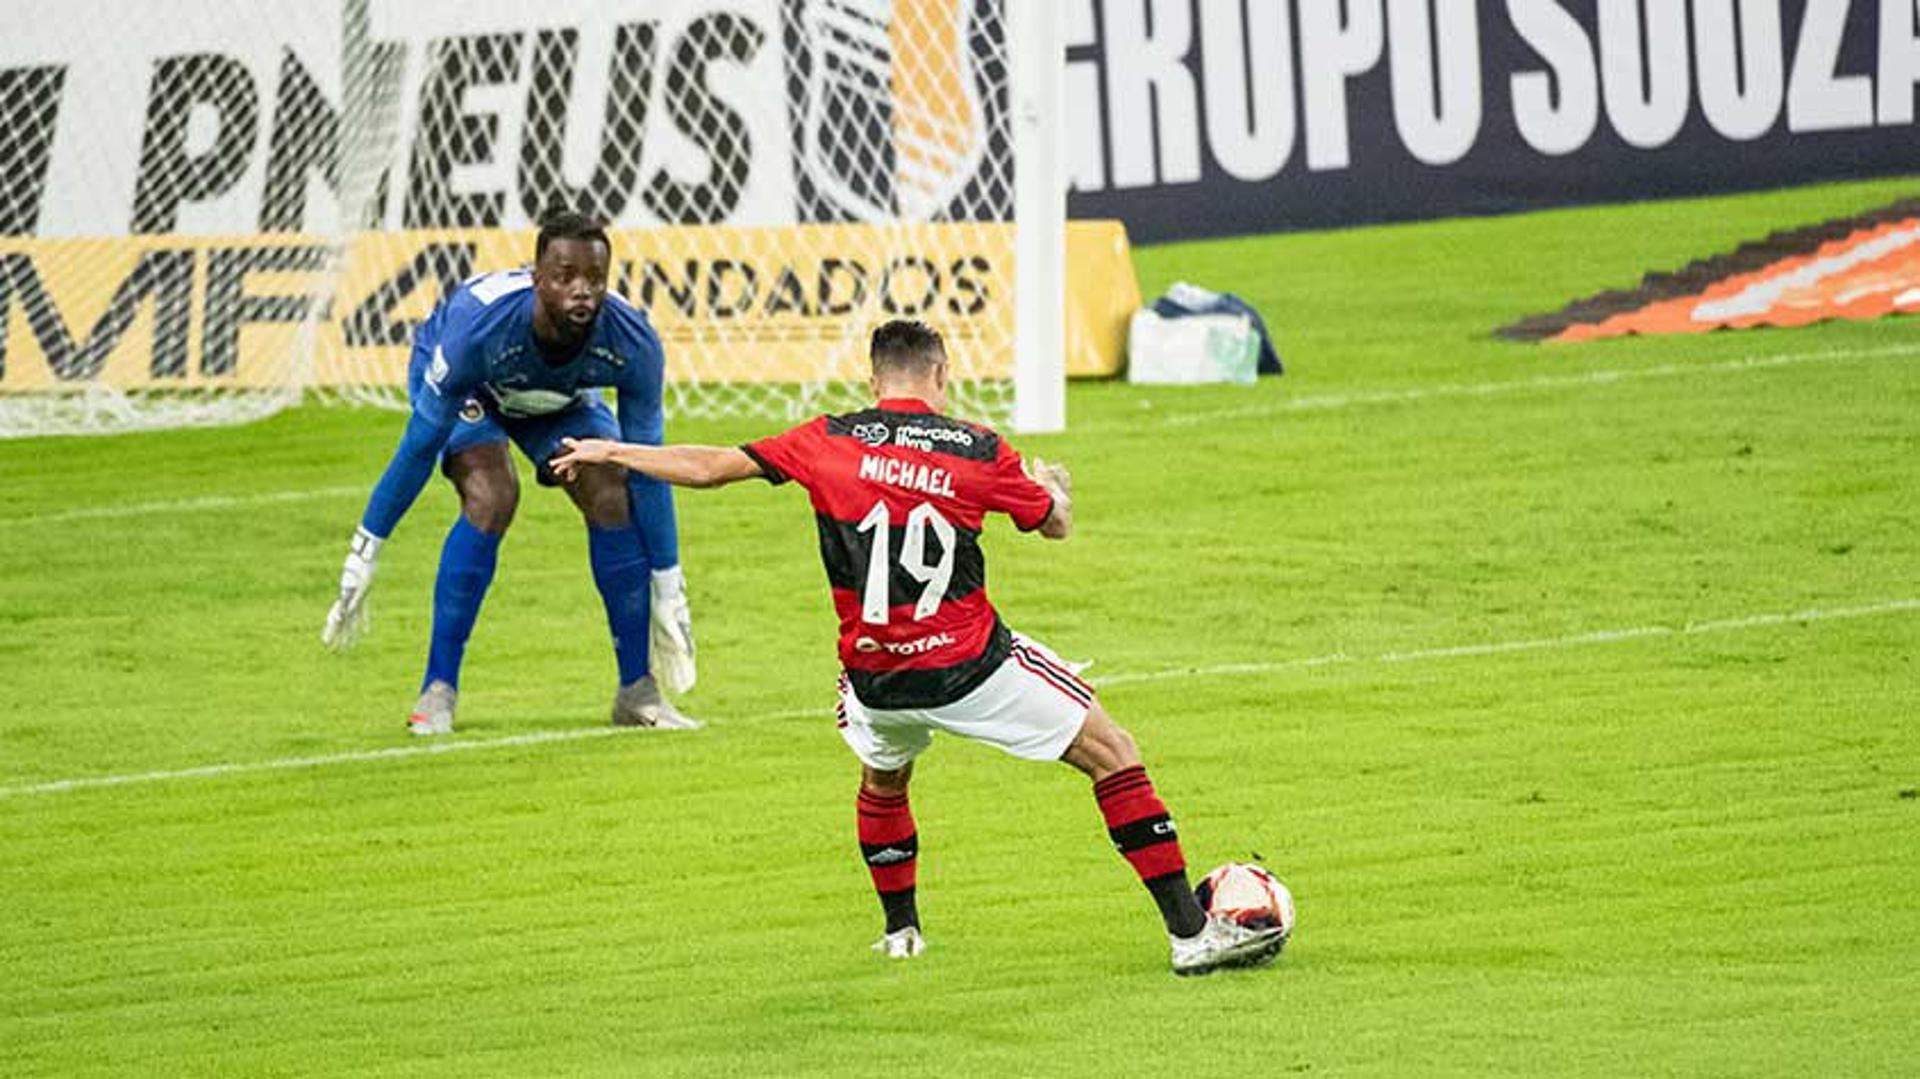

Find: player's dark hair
535;209;611;262
870;319;946;375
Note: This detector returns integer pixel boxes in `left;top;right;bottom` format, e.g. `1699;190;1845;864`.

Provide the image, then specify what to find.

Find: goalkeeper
322;211;697;735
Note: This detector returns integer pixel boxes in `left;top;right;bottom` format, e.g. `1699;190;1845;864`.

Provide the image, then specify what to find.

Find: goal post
1008;0;1065;434
0;0;1067;438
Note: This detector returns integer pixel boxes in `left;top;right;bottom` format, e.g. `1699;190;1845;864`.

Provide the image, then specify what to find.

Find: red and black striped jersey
742;398;1055;709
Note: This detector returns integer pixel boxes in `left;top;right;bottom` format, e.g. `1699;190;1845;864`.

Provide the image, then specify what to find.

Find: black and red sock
857;787;920;932
1094;765;1207;937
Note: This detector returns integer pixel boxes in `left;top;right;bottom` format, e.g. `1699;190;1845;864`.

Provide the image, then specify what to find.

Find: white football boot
611;676;702;730
408;680;457;737
1169;914;1288;976
872;926;926;959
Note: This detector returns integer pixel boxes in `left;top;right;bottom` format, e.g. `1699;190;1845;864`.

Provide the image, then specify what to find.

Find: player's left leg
1063;706;1284;975
1059;705;1209;941
925;632;1276;972
510;402;695;728
887;633;1209;938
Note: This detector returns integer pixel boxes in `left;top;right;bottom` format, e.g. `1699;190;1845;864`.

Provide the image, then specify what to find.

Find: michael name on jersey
858;454;956;498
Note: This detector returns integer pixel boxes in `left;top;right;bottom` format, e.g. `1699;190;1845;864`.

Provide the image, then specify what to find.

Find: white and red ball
1196;862;1296;936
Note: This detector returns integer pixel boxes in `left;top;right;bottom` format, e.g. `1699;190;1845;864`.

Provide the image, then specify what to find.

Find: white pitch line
0;725;677;798
1091;652;1352;687
4;597;1913;801
0;485;365;528
1085;598;1919;688
1682;598;1920;633
1130;342;1920;430
1376;625;1676;663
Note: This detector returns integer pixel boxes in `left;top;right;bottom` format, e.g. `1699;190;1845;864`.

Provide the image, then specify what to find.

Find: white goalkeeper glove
322;526;383;651
649;565;697;693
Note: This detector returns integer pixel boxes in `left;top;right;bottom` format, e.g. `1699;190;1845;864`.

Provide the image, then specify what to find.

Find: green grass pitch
3;177;1917;1076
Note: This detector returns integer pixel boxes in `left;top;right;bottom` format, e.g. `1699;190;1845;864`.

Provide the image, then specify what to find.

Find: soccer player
549;319;1285;975
321;211;697;735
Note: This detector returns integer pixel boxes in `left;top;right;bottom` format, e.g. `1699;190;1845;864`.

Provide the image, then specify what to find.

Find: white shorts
837;633;1096;772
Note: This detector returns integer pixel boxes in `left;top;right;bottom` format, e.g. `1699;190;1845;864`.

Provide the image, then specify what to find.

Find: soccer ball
1196;862;1296;938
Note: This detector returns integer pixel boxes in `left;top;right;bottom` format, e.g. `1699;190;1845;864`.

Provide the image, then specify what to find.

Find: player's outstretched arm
322;410;455;651
551;438;764;489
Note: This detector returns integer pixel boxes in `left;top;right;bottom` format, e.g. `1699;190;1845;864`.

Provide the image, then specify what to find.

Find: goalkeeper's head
532;209;613;346
869;319;949;411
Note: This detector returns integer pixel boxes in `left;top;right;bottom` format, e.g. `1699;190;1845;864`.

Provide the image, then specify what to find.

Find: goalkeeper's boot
871;926;926;960
611;676;702;730
1169;914;1288;977
408;680;457;737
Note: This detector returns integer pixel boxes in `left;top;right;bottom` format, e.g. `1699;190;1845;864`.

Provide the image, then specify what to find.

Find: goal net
0;0;1059;438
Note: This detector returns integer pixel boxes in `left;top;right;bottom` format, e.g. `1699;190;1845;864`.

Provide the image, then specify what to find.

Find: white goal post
0;0;1066;437
1008;0;1064;434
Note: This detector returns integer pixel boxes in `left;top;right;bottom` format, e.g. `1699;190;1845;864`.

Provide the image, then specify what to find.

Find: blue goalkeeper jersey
357;270;679;568
412;270;659;426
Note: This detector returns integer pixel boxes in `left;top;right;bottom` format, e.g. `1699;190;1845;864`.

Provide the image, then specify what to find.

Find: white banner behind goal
0;0;1063;437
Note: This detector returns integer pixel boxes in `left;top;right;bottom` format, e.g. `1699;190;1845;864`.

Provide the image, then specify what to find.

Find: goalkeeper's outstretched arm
321;410;457;650
551;438;764;489
361;411;457;537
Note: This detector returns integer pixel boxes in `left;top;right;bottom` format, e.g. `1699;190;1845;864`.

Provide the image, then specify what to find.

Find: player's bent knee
460;487;518;534
446;446;519;534
1061;706;1142;780
455;471;518;532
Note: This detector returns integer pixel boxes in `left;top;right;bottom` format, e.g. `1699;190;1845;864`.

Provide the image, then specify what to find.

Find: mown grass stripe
5;596;1910;800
